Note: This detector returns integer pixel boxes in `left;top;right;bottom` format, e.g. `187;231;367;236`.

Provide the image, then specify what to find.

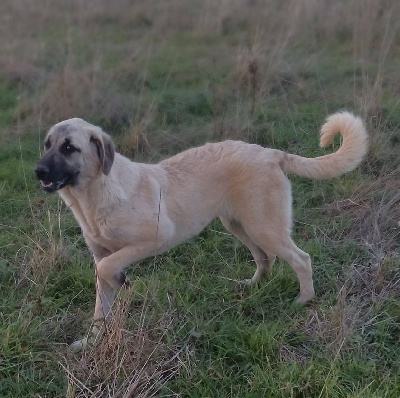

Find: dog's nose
35;164;49;180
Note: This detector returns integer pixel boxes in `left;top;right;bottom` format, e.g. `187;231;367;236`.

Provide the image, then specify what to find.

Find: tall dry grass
1;0;399;133
62;285;191;397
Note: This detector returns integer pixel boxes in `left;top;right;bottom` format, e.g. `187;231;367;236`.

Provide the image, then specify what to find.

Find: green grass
2;130;400;396
1;1;400;396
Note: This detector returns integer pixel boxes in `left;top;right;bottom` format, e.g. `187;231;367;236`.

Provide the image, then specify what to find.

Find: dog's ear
90;130;115;175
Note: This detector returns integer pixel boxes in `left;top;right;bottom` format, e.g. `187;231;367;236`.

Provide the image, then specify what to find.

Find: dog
35;112;368;350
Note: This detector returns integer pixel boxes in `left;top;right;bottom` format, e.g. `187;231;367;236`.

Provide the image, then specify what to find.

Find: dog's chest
60;191;115;247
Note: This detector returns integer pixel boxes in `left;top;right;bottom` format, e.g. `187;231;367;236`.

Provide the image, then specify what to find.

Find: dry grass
60;285;192;397
1;0;399;133
305;173;400;360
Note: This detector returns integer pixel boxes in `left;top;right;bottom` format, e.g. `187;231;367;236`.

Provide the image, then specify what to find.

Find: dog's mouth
39;174;77;192
40;178;68;192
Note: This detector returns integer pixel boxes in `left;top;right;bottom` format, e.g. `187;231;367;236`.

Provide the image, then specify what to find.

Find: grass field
1;0;400;396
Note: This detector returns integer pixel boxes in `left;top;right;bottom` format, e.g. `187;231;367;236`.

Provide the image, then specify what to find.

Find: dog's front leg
96;244;159;289
91;277;116;342
71;243;161;351
71;237;116;351
70;276;115;351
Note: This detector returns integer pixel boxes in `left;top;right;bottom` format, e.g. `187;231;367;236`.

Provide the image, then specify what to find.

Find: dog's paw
70;337;88;352
122;274;131;288
114;272;131;288
295;290;315;305
240;278;259;287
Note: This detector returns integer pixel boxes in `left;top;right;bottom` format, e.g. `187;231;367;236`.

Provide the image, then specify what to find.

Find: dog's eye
60;142;79;155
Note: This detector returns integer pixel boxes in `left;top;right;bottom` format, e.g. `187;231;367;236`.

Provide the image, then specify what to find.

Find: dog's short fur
35;112;368;350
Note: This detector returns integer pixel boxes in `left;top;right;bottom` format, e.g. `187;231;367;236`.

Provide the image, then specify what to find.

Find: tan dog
35;112;368;350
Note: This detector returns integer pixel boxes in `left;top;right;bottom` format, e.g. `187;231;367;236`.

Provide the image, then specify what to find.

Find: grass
1;0;400;396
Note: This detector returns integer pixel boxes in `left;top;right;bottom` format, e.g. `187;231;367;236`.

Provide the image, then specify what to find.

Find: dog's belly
161;214;214;252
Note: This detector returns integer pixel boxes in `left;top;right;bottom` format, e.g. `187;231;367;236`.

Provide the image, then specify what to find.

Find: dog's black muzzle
35;163;50;181
35;154;78;193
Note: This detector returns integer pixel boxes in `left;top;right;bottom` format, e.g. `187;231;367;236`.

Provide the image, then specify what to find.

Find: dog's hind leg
220;217;275;285
236;169;314;304
246;227;315;304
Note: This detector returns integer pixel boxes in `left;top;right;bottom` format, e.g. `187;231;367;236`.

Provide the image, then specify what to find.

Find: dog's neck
58;184;102;237
58;154;142;237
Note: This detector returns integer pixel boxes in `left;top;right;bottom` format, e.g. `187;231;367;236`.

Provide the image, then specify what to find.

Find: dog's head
35;118;115;192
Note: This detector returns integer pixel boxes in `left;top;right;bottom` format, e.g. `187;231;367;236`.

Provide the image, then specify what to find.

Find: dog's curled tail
280;111;368;180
